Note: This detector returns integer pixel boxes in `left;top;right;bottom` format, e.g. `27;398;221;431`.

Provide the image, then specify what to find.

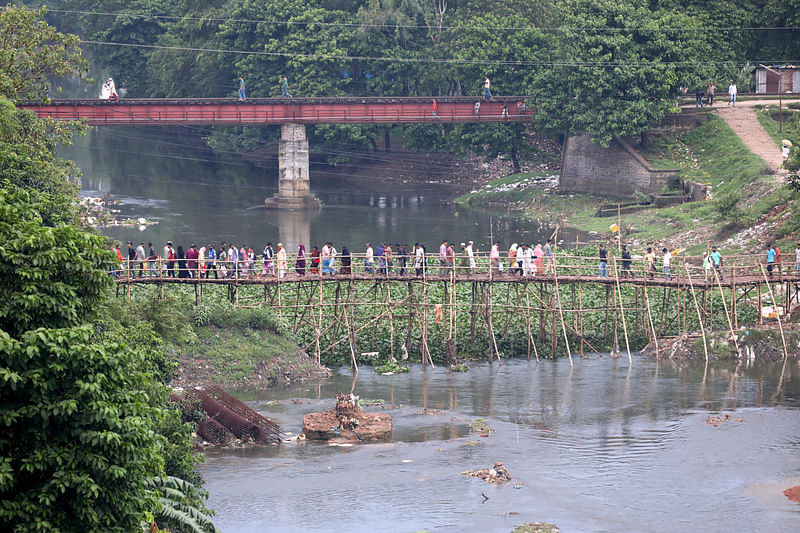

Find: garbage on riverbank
642;326;800;362
77;194;158;230
461;461;513;485
301;392;393;442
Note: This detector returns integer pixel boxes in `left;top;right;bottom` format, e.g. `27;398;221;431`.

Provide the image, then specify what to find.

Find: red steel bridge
20;96;533;125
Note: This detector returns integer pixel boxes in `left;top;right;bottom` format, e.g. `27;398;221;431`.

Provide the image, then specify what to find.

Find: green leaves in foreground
0;188;114;337
0;326;164;532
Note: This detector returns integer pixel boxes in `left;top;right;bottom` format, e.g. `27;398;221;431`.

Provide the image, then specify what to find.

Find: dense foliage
0;5;88;102
43;0;800;155
0;6;209;532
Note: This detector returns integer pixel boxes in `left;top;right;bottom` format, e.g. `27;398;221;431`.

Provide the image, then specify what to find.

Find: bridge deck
116;271;797;290
21;96;533;125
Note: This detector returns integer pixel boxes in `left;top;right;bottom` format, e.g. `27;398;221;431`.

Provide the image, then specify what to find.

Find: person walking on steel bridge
237;76;246;101
483;76;492;101
281;76;292;97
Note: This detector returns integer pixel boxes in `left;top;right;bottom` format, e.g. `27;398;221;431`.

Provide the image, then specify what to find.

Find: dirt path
713;104;785;173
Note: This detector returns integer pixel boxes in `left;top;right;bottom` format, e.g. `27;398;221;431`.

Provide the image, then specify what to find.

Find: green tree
531;0;714;146
0;189;166;532
0;99;83;224
0;5;88;102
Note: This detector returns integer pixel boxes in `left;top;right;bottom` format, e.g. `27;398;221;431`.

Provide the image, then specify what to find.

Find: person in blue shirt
710;246;723;279
766;244;776;277
207;245;218;279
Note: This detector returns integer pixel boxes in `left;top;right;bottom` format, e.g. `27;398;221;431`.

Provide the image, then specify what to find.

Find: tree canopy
0;5;88;102
0;6;209;531
40;0;800;150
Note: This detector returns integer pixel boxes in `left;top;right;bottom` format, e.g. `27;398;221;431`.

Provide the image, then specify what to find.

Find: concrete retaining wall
560;134;680;198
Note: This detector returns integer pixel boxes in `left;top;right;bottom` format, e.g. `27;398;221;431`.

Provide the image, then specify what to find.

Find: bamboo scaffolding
118;252;795;367
552;258;573;366
759;264;790;360
684;263;709;362
612;257;632;365
713;267;741;358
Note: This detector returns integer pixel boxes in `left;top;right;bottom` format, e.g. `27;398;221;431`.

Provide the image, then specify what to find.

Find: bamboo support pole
713;268;741;358
643;284;659;358
612;257;632;365
387;283;395;362
759;264;790;360
343;304;358;373
552;258;573;366
684;263;709;362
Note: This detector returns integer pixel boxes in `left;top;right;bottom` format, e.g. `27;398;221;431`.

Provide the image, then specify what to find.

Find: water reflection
62;126;589;252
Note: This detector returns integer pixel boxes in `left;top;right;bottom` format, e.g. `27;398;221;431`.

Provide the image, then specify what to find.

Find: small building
755;65;800;94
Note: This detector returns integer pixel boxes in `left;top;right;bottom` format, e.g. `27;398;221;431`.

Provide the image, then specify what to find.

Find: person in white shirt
107;77;118;102
520;244;533;276
439;240;448;274
415;242;425;276
662;248;673;280
795;243;800;275
466;241;476;271
728;82;737;106
276;243;287;279
490;241;500;274
329;243;338;275
365;243;374;273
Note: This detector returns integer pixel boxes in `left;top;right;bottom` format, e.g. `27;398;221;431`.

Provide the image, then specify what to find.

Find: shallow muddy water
200;356;800;532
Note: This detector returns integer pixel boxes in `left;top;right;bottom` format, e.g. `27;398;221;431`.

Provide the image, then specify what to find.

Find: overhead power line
48;8;800;33
82;40;798;67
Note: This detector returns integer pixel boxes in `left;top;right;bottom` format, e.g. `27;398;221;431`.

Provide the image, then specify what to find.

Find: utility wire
48;9;800;33
82;40;798;67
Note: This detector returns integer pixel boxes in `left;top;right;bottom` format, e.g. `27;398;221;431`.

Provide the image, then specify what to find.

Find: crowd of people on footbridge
111;238;800;282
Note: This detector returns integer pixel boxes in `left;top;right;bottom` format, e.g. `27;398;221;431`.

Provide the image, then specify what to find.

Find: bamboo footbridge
115;252;800;365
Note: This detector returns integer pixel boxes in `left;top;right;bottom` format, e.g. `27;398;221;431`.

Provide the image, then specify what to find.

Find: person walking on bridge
296;244;306;275
276;243;287;279
365;243;374;274
598;244;608;278
644;246;656;279
281;76;292;97
237;76;246;101
794;242;800;275
490;241;500;275
439;240;448;274
662;248;673;280
483;76;492;101
446;241;455;275
710;246;723;279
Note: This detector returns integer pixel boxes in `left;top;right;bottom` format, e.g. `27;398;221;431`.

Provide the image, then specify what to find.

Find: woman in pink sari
533;244;544;275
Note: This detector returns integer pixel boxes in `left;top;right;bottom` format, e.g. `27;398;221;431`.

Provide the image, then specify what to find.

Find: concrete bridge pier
265;123;321;209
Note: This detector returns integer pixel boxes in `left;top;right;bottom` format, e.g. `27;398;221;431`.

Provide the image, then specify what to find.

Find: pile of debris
170;385;284;447
461;462;513;485
301;392;393;442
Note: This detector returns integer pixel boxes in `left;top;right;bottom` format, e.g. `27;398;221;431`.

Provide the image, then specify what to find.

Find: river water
64;126;576;253
63;127;800;531
200;357;799;533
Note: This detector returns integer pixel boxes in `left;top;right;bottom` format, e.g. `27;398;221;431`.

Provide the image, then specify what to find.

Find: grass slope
457;116;786;254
